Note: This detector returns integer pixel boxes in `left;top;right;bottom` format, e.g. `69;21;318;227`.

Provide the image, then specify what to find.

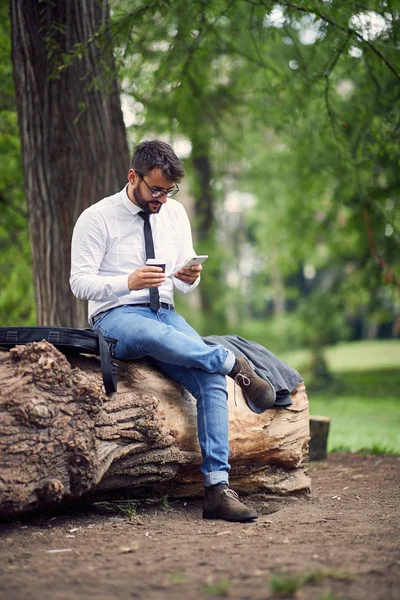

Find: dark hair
130;140;185;183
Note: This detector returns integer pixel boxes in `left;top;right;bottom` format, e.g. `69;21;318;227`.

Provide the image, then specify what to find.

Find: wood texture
0;342;311;516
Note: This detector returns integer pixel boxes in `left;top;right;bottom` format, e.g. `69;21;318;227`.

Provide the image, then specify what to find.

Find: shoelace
223;488;240;501
235;372;251;387
233;371;251;407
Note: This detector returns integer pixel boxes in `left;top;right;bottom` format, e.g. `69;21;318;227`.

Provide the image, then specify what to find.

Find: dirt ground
0;453;399;600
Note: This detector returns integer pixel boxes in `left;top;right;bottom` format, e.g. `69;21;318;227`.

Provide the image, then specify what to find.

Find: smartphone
182;255;209;269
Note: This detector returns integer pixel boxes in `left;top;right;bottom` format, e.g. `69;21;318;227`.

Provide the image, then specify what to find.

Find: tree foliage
107;0;399;342
2;0;399;353
0;0;34;325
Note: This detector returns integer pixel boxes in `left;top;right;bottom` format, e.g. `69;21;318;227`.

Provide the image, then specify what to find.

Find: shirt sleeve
70;209;130;301
172;205;201;294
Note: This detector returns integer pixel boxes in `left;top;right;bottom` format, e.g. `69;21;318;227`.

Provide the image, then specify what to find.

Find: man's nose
159;194;168;203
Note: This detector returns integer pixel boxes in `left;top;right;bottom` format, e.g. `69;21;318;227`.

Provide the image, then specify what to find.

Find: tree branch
275;1;400;82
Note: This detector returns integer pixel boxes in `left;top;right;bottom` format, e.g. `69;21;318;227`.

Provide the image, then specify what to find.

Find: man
70;140;275;522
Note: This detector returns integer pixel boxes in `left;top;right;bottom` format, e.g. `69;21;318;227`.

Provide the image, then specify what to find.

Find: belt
131;302;175;311
92;302;175;325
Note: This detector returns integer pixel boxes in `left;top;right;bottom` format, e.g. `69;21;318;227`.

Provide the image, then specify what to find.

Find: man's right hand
128;266;166;291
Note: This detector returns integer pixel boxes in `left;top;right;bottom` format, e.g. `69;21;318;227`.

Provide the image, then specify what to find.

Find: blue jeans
92;305;236;486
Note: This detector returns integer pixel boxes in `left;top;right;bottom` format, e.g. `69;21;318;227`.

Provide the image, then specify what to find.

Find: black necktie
138;212;160;312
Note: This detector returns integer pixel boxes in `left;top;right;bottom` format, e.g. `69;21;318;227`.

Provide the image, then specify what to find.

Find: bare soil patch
0;453;399;600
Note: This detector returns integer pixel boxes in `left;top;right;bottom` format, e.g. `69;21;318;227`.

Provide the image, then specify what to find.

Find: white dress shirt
70;186;200;323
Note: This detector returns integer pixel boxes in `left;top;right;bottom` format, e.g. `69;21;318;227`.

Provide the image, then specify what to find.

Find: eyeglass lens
139;174;178;198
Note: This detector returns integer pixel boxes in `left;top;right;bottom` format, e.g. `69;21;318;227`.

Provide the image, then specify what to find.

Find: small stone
119;543;139;554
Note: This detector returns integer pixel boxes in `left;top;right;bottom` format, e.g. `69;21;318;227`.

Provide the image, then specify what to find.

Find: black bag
0;327;117;395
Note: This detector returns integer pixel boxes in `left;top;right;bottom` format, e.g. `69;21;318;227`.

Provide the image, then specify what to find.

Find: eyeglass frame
138;173;179;198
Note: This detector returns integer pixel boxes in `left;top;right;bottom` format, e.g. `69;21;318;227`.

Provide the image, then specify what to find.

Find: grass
310;371;400;455
203;579;231;597
169;572;186;584
160;495;170;510
268;570;356;598
117;499;138;519
281;340;400;372
280;340;400;455
269;573;300;597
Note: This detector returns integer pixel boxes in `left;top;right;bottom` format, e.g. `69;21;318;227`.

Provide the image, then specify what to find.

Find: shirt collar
121;185;143;216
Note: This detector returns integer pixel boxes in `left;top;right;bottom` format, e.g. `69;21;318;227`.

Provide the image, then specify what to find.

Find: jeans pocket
92;310;111;328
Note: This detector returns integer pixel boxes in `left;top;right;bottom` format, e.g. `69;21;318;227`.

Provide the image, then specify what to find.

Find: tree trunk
0;342;310;517
191;135;228;333
270;255;286;316
10;0;130;328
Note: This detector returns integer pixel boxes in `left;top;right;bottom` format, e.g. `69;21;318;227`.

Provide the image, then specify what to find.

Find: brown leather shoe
203;484;258;522
229;356;276;413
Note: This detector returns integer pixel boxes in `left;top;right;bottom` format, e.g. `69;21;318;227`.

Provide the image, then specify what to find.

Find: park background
1;0;399;454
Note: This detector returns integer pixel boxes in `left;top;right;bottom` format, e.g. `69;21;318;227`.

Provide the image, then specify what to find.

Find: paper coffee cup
146;259;166;272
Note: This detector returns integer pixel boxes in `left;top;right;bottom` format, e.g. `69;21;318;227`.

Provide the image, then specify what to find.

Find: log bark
0;342;310;517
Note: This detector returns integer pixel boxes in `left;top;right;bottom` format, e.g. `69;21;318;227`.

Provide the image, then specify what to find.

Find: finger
141;277;165;286
142;266;164;272
147;274;165;281
176;269;199;279
145;273;165;280
179;268;196;275
177;275;196;284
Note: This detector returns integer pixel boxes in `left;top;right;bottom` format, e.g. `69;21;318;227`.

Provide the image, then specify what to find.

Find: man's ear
128;169;138;185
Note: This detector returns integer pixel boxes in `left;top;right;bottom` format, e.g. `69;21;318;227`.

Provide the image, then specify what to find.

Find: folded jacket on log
203;334;303;407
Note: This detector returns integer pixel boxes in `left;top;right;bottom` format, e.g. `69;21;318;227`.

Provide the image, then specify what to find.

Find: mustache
150;201;163;211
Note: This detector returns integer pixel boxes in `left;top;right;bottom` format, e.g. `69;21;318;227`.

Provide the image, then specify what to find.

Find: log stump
309;416;331;461
0;342;311;516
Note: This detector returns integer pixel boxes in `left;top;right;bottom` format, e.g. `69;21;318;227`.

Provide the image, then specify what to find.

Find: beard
132;185;163;214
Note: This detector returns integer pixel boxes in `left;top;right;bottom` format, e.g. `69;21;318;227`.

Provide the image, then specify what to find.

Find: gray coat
203;335;303;408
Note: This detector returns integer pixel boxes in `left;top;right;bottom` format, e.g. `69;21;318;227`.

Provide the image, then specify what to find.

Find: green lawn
282;341;400;455
281;339;400;372
310;394;400;454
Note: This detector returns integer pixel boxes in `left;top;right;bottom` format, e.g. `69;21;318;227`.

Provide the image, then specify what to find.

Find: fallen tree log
0;341;310;516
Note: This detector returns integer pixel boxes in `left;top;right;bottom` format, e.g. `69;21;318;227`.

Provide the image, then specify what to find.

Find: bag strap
96;330;117;394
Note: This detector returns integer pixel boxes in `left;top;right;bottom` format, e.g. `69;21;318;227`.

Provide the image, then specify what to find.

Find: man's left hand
174;264;202;284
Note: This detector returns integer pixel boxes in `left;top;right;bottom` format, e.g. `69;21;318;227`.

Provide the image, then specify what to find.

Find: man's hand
128;266;165;291
174;264;202;285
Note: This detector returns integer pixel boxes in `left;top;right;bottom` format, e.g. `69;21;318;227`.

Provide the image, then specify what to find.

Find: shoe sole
202;512;258;522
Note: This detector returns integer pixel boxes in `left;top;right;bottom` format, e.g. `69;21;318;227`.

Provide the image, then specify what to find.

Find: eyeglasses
138;174;179;198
